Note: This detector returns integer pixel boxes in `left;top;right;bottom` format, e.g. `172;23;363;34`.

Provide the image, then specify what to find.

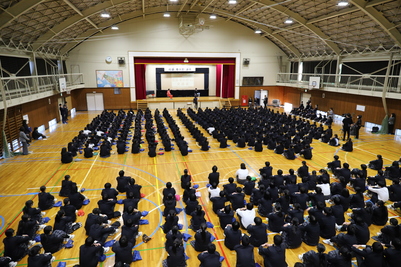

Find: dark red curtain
134;64;147;100
216;65;222;97
222;65;235;98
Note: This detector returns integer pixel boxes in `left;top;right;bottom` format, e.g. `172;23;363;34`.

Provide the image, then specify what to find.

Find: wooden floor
0;108;400;267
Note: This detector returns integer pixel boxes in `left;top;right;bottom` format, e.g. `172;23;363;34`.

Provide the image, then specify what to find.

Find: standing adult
388;113;396;134
263;95;268;109
19;126;30;155
342;114;353;141
354;115;362;139
193;96;198;109
61;104;68;124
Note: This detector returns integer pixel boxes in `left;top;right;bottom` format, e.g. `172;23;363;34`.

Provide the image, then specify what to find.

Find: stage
135;96;234;110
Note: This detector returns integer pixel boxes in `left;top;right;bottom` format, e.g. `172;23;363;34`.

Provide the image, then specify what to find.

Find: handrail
0;73;85;105
276;73;400;93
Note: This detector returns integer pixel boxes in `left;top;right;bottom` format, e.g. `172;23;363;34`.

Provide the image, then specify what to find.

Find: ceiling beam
351;0;401;47
32;0;132;51
176;0;190;17
0;0;45;30
225;2;257;22
251;0;341;55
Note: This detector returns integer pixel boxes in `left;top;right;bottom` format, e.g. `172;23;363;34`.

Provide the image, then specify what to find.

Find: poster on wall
96;70;123;87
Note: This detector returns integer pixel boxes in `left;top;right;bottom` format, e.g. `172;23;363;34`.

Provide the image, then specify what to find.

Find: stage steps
221;98;231;109
137;100;148;110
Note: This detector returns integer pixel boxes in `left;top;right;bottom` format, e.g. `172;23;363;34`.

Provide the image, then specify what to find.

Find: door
301;93;311;107
86;93;104;111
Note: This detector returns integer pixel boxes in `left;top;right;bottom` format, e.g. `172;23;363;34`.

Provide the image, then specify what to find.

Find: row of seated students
160;157;401;267
1;170;148;267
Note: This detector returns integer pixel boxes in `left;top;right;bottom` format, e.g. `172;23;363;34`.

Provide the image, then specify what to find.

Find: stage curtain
216;65;222;97
134;64;147;100
222;65;235;98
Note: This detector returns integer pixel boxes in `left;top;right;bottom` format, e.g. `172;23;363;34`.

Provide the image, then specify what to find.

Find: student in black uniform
59;175;74;197
281;217;302;249
216;205;234;230
247;217;268;247
191;223;212;252
180;169;191;189
351;242;385;267
165;226;183;250
116;170;130;193
223;221;242;250
79;236;105;267
190;205;206;231
208;165;220;186
326;246;352;267
164;238;186;267
112;235;133;266
299;243;327;267
3;228;31;262
27;245;53;267
162;210;179;234
69;184;86;210
383;238;401;267
267;204;285;233
97;192;120;219
40;226;70;254
17;214;39;240
60;147;73;163
38;186;55;211
197;243;221;267
258;235;287;267
234;235;255;267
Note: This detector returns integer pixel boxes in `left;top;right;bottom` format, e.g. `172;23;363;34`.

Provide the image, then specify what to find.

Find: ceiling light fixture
254;29;262;34
228;0;237;4
284;18;293;24
210;14;217;19
164;12;171;17
111;25;119;30
337;1;349;6
100;12;110;18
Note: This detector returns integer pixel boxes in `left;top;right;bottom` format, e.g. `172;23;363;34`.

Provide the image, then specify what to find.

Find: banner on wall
59;78;67;92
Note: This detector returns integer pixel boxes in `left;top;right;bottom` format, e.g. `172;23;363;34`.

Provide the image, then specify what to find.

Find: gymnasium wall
66;14;286;96
70;88;132;111
239;86;301;106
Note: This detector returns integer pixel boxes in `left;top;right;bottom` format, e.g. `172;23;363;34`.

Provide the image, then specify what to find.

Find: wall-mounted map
96;70;123;87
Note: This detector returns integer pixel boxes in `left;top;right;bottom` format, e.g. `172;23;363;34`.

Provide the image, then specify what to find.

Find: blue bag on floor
185;253;190;260
133;250;142;261
65;239;74;248
175;208;183;214
193;184;199;189
139;219;149;225
83;199;90;205
104;240;116;247
56;262;66;267
34;235;41;242
178;224;183;230
255;263;262;267
206;183;211;188
220;256;225;262
206;222;214;228
141;211;149;217
210;235;215;242
99;254;106;262
42;217;50;223
80;188;85;192
53;201;62;207
140;148;145;151
117;199;123;204
182;233;192;242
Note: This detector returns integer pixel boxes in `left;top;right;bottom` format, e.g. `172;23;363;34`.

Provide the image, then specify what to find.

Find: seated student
320;126;333;143
385;161;401;181
283;145;296;160
99;141;112;158
162;182;176;202
38;185;55;211
234;235;255;266
274;142;284;154
61;147;73;163
372;201;388;226
208;183;220;199
299;215;320;246
84;208;108;235
185;194;199;215
191;223;212;252
229;187;245;210
235;163;249;185
180;169;191;189
247;217;268;247
369;154;383;170
328;134;340;146
236;203;255;229
258;235;287;267
281;217;302;249
162;210;179;234
59;175;74;197
79;236;105;267
210;191;226;214
101;182;118;200
27;245;54;267
342;138;353;152
125;178;142;199
368;181;389;203
116;138;127;154
223;177;237;196
131;139;140;154
88;222;116;245
165;226;183;250
299;243;327;267
164;239;186;267
327;155;341;171
223;221;242;250
327;224;358;250
17;214;39;239
389;179;401;202
254;139;263;152
197;243;221;267
372;218;400;246
243;176;255;196
112;236;133;267
267;204;285;233
190;205;206;231
32;127;47;140
351;242;385;267
69;184;86;210
299;144;313;159
216;205;234;229
83;143;94;158
97;192;120;219
116;170;130;193
383;238;401;267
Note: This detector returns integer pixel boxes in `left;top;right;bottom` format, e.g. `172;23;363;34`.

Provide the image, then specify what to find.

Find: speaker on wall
118;57;125;64
243;58;250;65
